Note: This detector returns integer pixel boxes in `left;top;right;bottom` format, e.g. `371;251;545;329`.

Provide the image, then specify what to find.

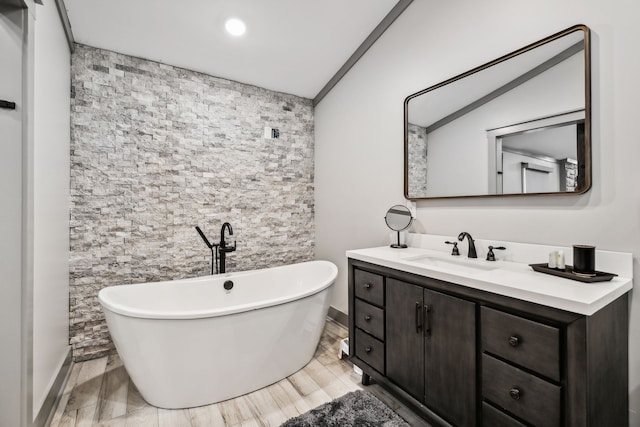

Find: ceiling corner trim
312;0;413;107
54;0;74;53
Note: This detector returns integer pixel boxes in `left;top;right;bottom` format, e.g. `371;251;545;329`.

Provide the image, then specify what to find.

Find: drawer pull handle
508;335;520;347
365;346;372;353
364;315;372;321
415;302;422;333
364;283;372;289
509;388;521;401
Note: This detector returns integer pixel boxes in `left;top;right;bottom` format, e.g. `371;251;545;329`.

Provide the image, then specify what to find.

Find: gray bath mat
280;390;410;427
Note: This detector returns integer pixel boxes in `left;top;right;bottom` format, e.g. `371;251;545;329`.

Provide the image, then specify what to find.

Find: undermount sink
405;255;498;274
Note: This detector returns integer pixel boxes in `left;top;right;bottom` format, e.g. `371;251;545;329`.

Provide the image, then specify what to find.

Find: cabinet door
386;278;424;400
424;289;476;427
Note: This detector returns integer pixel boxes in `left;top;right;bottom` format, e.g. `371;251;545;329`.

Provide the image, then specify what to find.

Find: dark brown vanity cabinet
386;278;476;427
481;306;562;426
348;258;629;427
351;269;386;374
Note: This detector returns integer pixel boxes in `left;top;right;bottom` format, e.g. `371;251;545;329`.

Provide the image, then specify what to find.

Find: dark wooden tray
529;263;617;283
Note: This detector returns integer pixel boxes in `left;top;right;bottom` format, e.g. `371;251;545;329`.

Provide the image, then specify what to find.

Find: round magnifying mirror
385;205;413;248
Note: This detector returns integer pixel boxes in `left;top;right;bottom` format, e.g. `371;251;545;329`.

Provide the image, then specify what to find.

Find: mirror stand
391;230;407;249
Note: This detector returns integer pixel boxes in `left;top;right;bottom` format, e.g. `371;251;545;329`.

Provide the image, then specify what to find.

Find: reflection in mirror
488;110;585;194
385;205;413;248
405;25;590;199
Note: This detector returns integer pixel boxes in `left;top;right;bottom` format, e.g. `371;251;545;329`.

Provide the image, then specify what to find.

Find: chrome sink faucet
457;232;477;258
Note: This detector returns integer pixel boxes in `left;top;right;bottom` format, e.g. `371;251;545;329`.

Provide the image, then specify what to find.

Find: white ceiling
63;0;399;99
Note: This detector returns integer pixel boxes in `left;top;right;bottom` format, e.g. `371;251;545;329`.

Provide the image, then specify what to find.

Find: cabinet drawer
355;328;384;374
355;299;384;340
482;402;527;427
481;306;560;381
354;269;384;306
482;354;560;427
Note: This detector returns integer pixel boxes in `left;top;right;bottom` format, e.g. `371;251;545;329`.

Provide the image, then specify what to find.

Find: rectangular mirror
404;25;591;200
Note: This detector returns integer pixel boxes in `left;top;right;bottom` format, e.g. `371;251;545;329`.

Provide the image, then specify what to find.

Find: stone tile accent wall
407;123;428;197
70;45;315;361
561;159;578;192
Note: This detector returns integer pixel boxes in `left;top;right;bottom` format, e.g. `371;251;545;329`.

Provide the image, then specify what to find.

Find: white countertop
347;245;633;316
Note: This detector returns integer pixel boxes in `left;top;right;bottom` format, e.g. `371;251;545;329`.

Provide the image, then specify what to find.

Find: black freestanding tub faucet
195;223;237;274
218;222;236;274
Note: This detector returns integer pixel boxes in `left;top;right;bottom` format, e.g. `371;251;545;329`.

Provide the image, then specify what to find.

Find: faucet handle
445;241;460;256
219;240;237;253
486;245;506;261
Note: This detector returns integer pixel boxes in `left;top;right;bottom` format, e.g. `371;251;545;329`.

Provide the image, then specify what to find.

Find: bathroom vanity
347;235;632;427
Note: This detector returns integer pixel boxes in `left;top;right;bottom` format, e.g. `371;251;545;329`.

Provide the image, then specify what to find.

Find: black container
573;245;596;274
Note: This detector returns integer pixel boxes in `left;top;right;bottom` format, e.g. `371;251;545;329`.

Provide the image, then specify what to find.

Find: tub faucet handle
221;240;236;252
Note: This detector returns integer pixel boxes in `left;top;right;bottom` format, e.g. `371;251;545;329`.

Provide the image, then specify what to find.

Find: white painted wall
314;0;640;423
32;0;71;418
1;1;70;425
0;5;27;427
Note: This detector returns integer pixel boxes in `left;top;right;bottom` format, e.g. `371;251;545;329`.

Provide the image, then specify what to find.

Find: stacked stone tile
70;45;315;361
407;123;428;197
564;161;578;192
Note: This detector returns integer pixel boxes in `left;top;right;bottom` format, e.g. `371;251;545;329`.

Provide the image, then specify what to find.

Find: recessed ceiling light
225;18;246;36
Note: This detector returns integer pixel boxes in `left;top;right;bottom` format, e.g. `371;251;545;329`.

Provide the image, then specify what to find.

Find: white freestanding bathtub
98;260;338;409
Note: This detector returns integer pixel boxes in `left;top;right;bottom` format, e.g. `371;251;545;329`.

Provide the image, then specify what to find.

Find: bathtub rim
98;260;338;320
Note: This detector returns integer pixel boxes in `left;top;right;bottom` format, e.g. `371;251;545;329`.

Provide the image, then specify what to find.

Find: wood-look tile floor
49;319;429;427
